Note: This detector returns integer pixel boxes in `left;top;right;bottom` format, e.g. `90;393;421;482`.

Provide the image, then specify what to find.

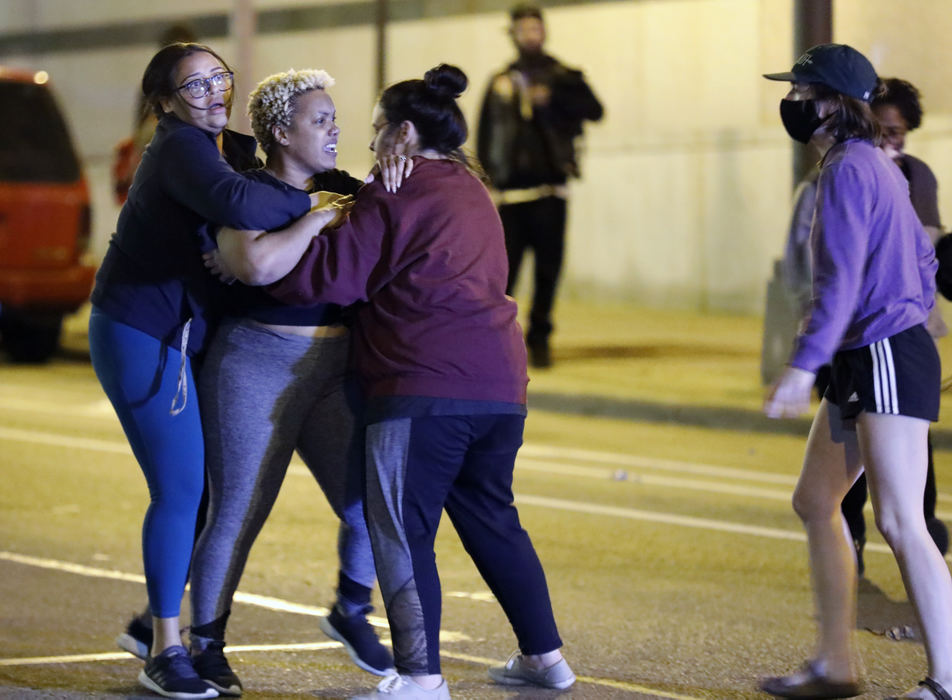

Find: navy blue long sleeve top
91;114;311;355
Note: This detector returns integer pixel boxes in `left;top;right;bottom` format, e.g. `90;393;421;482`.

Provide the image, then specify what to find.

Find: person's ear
397;120;418;149
272;123;290;147
817;97;836;120
158;96;174;114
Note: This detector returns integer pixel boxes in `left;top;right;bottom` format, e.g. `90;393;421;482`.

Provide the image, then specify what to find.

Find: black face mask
779;99;825;144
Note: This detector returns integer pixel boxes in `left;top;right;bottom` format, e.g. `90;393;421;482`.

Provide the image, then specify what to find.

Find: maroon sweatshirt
269;157;528;404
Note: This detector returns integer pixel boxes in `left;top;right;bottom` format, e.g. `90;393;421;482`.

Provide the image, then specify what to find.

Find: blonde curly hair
248;68;335;155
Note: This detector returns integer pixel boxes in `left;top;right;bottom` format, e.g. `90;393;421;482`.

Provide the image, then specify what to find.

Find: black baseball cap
763;43;878;102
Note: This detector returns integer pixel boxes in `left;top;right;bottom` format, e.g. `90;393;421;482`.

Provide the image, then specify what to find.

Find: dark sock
337;572;372;616
190;610;230;649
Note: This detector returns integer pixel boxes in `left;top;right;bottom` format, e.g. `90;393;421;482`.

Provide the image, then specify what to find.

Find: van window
0;81;80;182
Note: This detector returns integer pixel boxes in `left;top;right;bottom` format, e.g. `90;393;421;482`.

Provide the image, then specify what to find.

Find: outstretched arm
208;197;338;286
268;184;394;307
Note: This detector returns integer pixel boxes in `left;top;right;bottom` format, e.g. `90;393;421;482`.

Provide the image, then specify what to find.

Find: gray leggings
190;319;374;633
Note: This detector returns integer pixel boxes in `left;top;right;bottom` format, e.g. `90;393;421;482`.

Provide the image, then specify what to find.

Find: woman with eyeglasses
88;43;317;699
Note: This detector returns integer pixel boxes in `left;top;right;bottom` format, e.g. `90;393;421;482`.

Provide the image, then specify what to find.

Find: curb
529;390;952;450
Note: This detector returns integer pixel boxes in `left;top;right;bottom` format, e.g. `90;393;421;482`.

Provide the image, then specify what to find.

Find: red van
0;67;95;362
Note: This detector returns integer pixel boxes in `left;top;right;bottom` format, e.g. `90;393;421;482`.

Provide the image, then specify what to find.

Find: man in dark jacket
477;2;603;368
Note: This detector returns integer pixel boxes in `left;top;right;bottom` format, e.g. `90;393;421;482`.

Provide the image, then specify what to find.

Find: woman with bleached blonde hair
186;67;396;696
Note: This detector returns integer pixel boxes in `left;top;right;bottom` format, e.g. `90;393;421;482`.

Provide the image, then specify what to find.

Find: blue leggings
89;306;205;618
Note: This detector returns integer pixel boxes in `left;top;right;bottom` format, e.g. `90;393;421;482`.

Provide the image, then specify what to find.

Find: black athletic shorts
824;324;940;423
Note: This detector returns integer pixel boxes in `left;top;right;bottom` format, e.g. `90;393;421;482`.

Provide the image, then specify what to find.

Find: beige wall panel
563;137;791;309
699;139;792;311
757;0;794;124
565;148;703;307
641;0;761;132
385;13;513;144
836;0;952;114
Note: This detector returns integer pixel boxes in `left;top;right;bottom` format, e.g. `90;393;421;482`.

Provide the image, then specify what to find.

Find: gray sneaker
488;653;576;690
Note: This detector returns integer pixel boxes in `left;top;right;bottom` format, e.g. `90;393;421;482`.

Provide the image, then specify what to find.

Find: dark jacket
477;52;602;190
91;114;311;355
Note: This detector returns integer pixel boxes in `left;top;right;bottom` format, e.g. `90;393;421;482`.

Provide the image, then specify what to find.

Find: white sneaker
353;674;450;699
488;652;576;689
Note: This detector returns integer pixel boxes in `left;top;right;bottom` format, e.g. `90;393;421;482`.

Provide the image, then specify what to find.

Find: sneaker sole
203;678;242;697
137;669;219;699
319;616;395;677
116;632;149;660
488;668;576;690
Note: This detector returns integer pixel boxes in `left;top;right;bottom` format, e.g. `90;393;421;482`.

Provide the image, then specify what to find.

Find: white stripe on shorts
870;338;899;414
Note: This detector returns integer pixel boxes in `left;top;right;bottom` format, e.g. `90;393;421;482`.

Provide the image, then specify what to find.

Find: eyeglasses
176;71;234;99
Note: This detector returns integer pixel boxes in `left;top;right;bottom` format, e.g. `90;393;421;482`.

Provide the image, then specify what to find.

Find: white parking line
0;425;131;455
0;428;912;554
0;643;673;696
0;652;134;666
0;395;115;417
0;552;658;695
517;456;795;500
510;493;877;556
520;443;800;485
5;423;952;508
0;420;892;698
0;551;392;627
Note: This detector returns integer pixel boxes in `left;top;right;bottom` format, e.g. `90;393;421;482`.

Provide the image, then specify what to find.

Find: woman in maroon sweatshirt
267;64;574;699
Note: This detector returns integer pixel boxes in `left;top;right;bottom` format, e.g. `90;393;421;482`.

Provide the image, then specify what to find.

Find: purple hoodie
791;139;937;372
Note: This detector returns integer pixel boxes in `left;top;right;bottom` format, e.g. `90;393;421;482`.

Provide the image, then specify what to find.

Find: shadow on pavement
857;577;919;642
554;342;754;362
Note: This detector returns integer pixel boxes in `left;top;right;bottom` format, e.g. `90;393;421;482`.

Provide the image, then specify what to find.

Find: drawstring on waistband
169;318;191;416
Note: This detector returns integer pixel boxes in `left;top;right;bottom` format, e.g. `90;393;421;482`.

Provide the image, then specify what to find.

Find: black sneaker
138;645;218;698
117;615;152;660
320;605;394;676
192;641;242;697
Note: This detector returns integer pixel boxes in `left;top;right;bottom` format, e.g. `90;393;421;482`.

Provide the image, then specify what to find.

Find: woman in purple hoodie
760;45;952;700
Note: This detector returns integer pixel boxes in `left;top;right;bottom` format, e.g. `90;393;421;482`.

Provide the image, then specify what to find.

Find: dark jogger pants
364;413;562;674
500;196;567;344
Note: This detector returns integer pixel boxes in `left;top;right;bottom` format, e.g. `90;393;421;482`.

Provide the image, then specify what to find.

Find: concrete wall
3;0;952;314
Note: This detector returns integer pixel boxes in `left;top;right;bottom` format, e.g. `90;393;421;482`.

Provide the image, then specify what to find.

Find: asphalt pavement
4;297;952;699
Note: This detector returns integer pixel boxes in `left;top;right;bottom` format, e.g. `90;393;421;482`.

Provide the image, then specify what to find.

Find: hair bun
423;64;467;99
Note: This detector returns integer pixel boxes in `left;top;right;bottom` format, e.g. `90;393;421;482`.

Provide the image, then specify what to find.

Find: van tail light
76;203;91;256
